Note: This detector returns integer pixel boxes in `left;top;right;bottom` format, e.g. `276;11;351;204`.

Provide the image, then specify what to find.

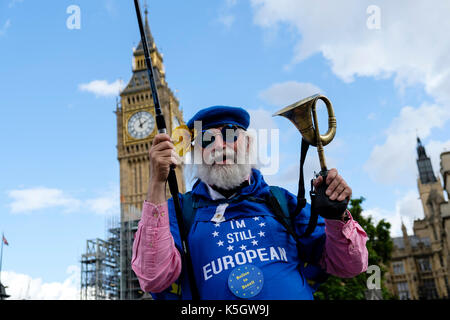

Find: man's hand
313;168;352;202
147;133;181;204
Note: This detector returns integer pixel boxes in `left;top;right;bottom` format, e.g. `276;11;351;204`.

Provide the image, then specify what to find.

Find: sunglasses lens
201;131;215;148
222;125;240;143
200;125;241;148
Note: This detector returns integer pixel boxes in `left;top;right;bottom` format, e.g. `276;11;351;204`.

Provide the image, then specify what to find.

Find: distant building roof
393;236;431;249
121;69;162;96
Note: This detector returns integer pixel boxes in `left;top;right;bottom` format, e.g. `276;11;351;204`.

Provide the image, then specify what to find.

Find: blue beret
187;106;250;130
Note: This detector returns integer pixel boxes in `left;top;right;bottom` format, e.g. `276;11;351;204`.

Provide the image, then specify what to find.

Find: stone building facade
385;138;450;299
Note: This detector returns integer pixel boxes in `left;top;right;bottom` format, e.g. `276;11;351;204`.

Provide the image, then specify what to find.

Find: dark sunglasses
200;124;242;148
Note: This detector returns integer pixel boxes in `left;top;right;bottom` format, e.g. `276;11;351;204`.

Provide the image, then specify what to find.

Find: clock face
127;111;155;139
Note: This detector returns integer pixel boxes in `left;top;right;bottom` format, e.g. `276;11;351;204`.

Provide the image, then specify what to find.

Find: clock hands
137;116;150;130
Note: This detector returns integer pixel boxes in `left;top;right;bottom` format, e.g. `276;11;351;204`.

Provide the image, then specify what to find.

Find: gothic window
417;258;432;272
397;282;410;300
393;262;405;275
420;279;438;299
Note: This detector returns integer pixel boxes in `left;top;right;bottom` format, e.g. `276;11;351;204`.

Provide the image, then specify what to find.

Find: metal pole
0;232;4;284
133;0;199;300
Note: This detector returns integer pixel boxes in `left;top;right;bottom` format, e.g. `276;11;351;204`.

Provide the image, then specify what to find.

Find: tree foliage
313;197;396;300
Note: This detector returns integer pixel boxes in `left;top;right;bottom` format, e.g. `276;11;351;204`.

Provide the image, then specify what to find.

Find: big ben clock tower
115;6;185;299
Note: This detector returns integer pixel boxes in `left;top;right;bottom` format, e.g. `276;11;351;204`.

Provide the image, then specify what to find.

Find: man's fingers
313;175;323;188
154;148;174;158
325;168;338;185
156;150;181;165
337;187;352;201
152;133;172;146
152;140;175;152
326;174;342;196
329;183;346;200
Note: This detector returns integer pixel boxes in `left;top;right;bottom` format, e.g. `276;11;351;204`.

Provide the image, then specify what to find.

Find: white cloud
248;108;278;131
426;139;450;180
105;0;118;16
365;189;423;237
218;14;235;28
7;187;82;214
2;265;80;300
364;103;450;184
0;19;11;36
217;0;240;28
248;0;450;188
226;0;238;6
8;0;23;8
259;81;322;107
245;109;277;174
7;186;120;216
250;0;450;103
78;79;124;98
85;186;120;216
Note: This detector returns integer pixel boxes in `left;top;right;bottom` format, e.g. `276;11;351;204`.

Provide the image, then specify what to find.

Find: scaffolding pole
80;224;120;300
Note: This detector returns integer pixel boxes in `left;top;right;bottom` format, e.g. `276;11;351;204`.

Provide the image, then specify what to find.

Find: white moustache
209;148;236;164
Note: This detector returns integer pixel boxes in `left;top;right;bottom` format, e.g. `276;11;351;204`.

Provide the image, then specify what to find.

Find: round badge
228;264;264;299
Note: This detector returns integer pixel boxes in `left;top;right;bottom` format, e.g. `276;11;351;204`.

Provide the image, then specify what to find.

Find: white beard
196;161;252;190
193;144;253;190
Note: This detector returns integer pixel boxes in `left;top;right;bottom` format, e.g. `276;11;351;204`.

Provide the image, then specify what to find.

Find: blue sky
1;0;450;299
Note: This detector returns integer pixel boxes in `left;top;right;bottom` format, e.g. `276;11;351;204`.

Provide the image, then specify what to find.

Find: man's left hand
313;168;352;202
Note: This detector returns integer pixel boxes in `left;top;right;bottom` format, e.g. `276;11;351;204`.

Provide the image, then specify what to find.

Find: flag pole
0;232;4;284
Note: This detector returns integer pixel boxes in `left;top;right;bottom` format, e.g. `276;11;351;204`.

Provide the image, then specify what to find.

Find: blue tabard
164;168;326;300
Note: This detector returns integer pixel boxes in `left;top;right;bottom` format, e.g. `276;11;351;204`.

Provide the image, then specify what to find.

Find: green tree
314;197;396;300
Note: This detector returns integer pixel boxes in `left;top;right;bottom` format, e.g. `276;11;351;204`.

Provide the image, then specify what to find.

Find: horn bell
273;94;336;147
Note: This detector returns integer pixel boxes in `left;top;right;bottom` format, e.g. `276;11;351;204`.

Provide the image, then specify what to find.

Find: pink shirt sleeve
131;201;182;293
319;211;369;278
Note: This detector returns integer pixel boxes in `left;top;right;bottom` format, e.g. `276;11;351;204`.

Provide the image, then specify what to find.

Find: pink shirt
132;200;368;295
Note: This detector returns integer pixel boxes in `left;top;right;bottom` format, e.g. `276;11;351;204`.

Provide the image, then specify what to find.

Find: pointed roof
135;4;154;53
416;136;427;159
416;136;437;183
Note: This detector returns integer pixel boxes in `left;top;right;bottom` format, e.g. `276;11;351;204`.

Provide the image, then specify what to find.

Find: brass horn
273;94;337;172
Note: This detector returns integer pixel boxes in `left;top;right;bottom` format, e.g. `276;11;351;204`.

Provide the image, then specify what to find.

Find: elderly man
131;106;368;300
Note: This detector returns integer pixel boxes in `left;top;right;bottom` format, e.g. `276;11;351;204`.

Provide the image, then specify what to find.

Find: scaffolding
80;225;120;300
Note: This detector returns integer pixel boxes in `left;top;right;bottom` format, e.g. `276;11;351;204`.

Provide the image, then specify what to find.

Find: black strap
296;139;309;214
297;138;316;238
302;179;319;237
264;192;297;241
178;193;200;300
